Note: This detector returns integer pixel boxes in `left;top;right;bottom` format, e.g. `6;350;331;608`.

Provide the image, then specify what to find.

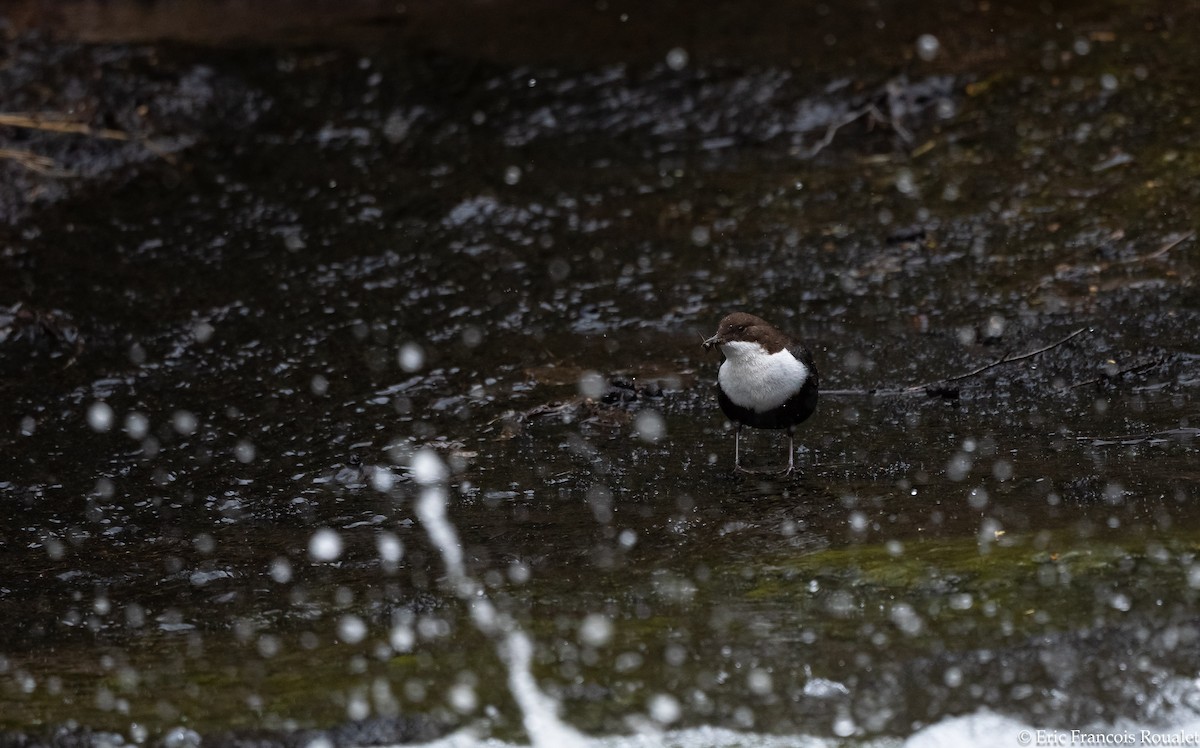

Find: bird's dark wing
787;342;819;389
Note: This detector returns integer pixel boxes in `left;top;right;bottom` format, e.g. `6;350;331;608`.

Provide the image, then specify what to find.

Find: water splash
411;448;589;748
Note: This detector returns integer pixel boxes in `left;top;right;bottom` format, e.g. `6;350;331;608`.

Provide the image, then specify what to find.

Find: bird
702;312;819;475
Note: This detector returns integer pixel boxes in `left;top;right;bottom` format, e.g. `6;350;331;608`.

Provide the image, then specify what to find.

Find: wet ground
1;1;1199;745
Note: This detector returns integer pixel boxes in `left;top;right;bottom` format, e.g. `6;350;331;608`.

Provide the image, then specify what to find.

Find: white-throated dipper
702;312;819;475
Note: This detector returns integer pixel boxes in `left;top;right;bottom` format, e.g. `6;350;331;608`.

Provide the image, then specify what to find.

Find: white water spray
411;448;589;748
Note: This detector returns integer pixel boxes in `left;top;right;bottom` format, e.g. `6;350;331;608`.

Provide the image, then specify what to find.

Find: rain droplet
411;449;448;485
832;713;857;737
747;668;773;695
992;460;1013;481
310;374;329;396
634;410;666;443
377;532;404;564
308;528;343;562
398;343;425;373
946;452;972;481
172;410;198;436
848;511;868;533
338;614;367;644
943;666;963;688
578;371;606;399
579;614;613;647
192;321;215;344
371;466;396;492
234;440;256;464
504;166;522;185
269;557;293;584
889;602;924;636
123;412;149;440
648;693;681;724
967;486;989;509
87;402;114;433
665;47;689;71
916;33;940;61
983;314;1006;339
1187;565;1200;589
448;683;478;714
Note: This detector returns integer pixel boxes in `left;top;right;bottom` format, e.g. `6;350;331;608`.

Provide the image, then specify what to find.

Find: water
1;1;1199;744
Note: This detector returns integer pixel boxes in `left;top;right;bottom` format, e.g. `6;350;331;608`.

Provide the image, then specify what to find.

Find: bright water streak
386;706;1200;748
411;449;590;748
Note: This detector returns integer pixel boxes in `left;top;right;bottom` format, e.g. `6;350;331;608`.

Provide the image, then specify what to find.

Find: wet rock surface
0;1;1199;744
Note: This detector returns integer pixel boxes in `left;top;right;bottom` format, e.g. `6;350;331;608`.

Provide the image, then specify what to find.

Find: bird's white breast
718;341;809;412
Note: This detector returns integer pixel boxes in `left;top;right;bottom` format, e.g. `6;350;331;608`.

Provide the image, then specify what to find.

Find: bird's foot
734;464;795;478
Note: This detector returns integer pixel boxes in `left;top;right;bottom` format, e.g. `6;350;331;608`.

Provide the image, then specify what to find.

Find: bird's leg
779;427;796;477
734;424;744;472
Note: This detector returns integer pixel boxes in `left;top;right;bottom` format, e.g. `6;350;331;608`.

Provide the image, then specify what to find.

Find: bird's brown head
702;312;785;353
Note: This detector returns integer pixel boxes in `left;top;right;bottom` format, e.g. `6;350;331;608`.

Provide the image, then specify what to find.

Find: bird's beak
702;333;723;351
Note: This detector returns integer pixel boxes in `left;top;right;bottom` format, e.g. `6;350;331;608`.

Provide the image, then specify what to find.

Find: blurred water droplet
618;529;637;548
648;693;681;724
87;402;114;433
377;532;404;564
890;602;924;636
44;537;65;560
504;165;522;185
1104;482;1126;505
578;371;606;399
125;603;145;629
578;614;613;647
634;410;666;443
399;342;425;372
449;683;478;714
310;374;329;396
192;321;215;343
258;634;281;658
308;528;343;562
124;412;149;440
461;326;483;348
19;416;35;436
172;410;198;436
967;486;989;509
269;557;293;584
747;668;773;695
1187;565;1200;589
665;47;689;70
848;511;868;533
946;452;972;481
390;623;415;653
371;466;397;492
234;440;256;464
338;614;367;644
193;533;215;554
548;257;570;282
983;314;1006;339
690;225;711;246
411;449;448;485
833;712;857;737
943;666;964;688
992;459;1014;481
916;33;940;61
